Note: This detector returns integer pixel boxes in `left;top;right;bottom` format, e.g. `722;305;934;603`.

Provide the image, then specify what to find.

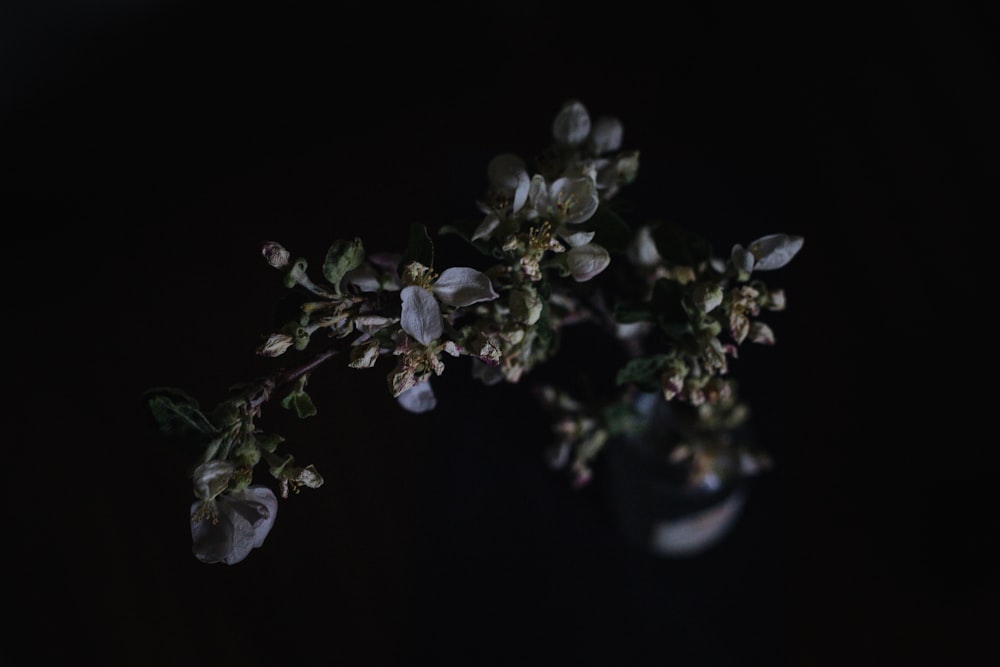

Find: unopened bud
262;241;290;270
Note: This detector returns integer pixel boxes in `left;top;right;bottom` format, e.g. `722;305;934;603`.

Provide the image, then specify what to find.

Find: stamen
190;501;220;526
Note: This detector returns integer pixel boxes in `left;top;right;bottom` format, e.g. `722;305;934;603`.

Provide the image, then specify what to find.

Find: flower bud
509;288;543;325
262;241;290;269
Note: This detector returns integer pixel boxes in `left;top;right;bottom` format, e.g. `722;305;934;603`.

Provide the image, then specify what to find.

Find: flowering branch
148;99;804;564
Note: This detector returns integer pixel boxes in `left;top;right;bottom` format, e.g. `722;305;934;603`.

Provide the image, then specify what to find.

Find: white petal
191;500;234;564
471;360;505;386
526;174;549;216
748;234;804;271
432;267;499;307
565;243;611;282
397;381;437;413
512;171;530;213
487;153;528;191
231;486;279;549
400;286;442;345
552;99;591;146
629;225;662;267
218;503;262;564
551;177;599;224
472;211;501;241
590;116;623;153
558;226;595;248
731;244;756;274
190;486;278;565
344;264;382;292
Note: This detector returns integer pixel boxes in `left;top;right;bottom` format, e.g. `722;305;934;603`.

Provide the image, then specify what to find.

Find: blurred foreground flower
190;486;278;565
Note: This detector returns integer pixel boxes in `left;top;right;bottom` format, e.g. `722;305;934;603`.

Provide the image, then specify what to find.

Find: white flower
400;268;499;345
190;486;278;565
527;174;599;225
628;225;662;267
486;154;530;214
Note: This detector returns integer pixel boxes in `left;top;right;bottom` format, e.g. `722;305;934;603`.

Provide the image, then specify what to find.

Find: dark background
4;2;995;665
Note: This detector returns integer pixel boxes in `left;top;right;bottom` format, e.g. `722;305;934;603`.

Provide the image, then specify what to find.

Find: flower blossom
399;267;498;346
190;485;278;565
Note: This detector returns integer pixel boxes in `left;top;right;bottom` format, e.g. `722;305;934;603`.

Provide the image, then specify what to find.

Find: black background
4;2;996;665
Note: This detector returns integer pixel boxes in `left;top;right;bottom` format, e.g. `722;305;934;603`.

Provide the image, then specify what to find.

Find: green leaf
255;433;285;453
146;388;217;437
280;389;317;419
399;223;434;273
323;238;366;288
616;354;669;388
613;301;653;324
579;205;632;253
651;221;713;267
268;453;295;479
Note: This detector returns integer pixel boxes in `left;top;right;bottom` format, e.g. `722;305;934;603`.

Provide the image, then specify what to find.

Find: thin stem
248;347;340;410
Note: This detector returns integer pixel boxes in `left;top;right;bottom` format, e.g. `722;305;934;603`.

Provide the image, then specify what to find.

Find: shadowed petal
565;243;610;282
552;99;591;146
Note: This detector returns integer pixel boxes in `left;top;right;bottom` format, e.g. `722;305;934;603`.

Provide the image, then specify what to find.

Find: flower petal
344;264;382;292
397;380;437;413
216;487;278;564
487;153;527;191
400;286;443;345
590;116;623;153
191;500;234;564
431;267;498;307
552;99;591;146
747;234;804;271
526;174;549;217
550;177;599;224
233;486;279;549
471;360;505;386
629;225;662;267
557;226;595;248
511;171;530;213
472;211;501;241
565;243;611;282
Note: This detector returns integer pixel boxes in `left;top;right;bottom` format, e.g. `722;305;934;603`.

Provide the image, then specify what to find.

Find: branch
248;347;341;410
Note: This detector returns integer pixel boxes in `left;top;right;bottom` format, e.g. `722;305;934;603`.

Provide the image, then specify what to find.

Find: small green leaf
323;238;366;288
616;354;669;388
399;223;434;274
281;389;317;419
280;376;317;419
255;433;285;453
268;453;296;479
146;388;217;437
613;302;653;324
